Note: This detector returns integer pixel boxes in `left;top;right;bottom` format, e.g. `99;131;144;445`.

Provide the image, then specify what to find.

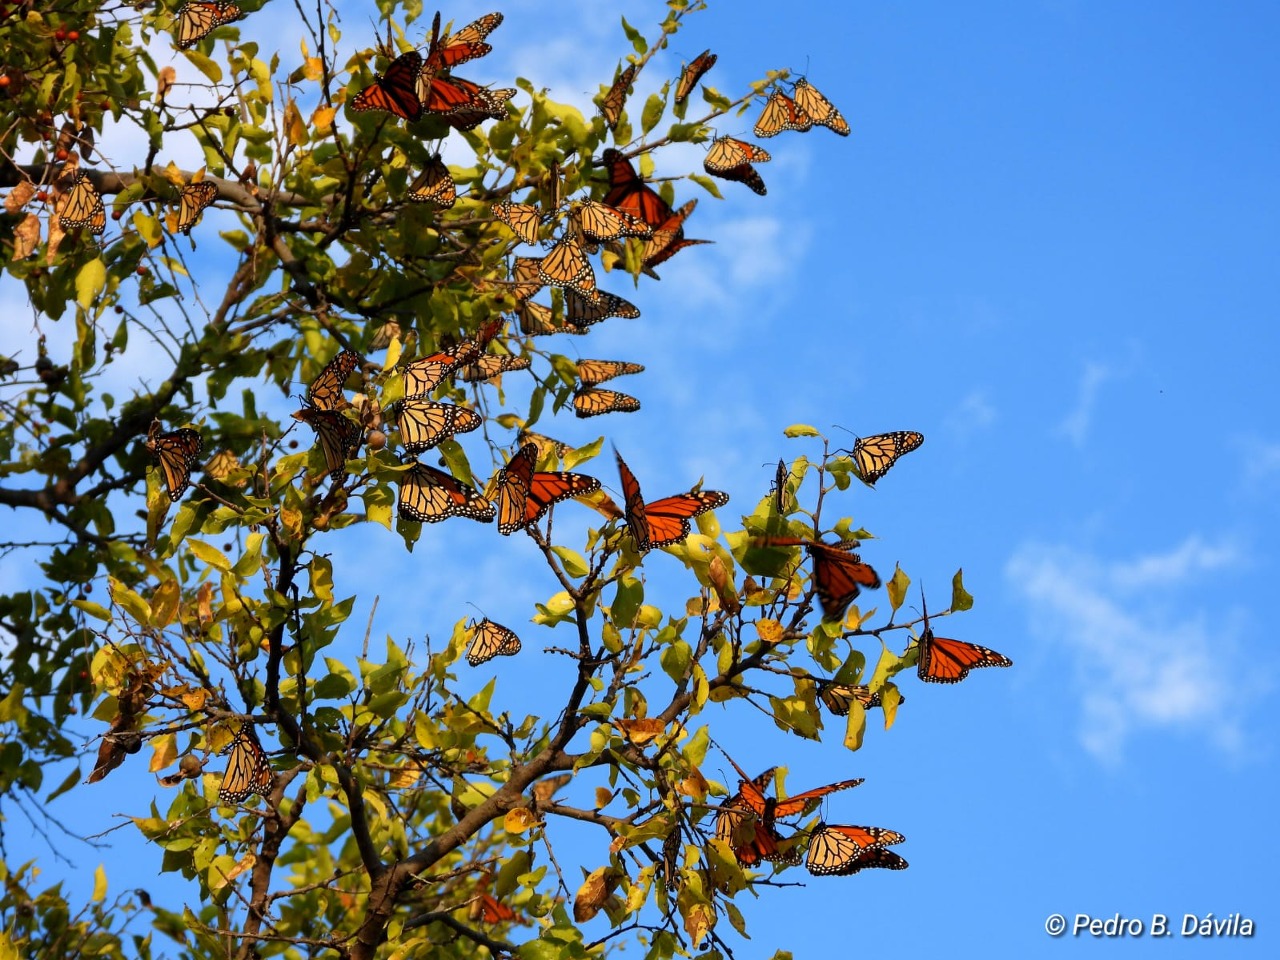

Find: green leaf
75;258;106;310
187;539;231;573
640;93;665;135
886;565;910;611
620;17;647;55
551;546;589;578
71;599;112;623
783;423;820;438
951;569;974;611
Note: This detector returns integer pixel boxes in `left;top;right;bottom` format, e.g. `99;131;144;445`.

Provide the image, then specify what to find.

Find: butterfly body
495;443;601;535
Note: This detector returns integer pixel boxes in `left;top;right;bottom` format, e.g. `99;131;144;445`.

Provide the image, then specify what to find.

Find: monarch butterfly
408;156;456;207
396;398;482;454
573;386;640;419
675;49;717;105
351;50;424;122
599;63;637;130
758;537;882;622
218;725;273;804
915;628;1012;684
494;442;601;536
476;890;517;924
754;90;813;138
572;200;652;243
816;681;905;716
516;431;572;460
292;407;363;477
773;458;790;513
792;78;850;136
398;461;494;524
174;180;218;234
509;256;545;302
306;350;360;411
466;618;522;666
613;450;729;550
849;431;924;485
538;236;597;300
715;794;802;867
600;148;674;228
704;136;771;196
59;172;106;234
440;86;515;131
576;359;645;387
736;769;865;824
492;200;541;245
401;352;458;398
144;422;203;502
455;353;532;383
174;1;242;50
422;10;503;72
517;299;584;337
565;289;641;327
805;823;908;877
641;199;711;271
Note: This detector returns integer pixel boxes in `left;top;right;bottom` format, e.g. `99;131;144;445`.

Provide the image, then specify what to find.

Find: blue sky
4;1;1279;956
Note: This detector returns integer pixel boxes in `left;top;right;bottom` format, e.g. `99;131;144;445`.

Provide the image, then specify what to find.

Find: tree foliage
0;2;1002;958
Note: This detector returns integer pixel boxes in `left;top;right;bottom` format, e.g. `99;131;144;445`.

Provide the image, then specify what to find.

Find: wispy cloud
1006;535;1253;764
1235;435;1280;488
943;389;997;437
1056;361;1111;447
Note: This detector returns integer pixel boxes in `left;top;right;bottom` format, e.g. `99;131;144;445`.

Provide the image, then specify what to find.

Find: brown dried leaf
13;213;40;259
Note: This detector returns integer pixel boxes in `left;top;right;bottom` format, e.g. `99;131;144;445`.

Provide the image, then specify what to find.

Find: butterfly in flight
173;180;218;234
639;199;711;272
397;461;494;524
703;136;771;196
218;725;273;804
494;442;600;536
144;421;202;501
754;90;812;138
59;172;106;234
805;822;908;877
792;78;850;136
675;49;717;105
466;618;522;666
422;10;503;72
848;431;924;485
174;1;242;50
756;537;881;622
350;50;424;122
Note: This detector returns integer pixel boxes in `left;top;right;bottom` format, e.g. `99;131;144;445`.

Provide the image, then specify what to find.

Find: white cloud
943;389;997;436
1006;536;1253;764
1235;435;1280;488
1056;361;1111;447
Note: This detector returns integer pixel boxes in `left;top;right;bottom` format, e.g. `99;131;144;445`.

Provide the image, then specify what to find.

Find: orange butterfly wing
643;490;729;547
351;50;424;121
613;448;649;551
916;630;1012;684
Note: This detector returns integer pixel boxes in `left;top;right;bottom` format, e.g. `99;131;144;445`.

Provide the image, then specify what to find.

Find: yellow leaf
149;732;177;772
676;768;708;801
284;99;307;146
573;867;612;923
504;807;538;834
594;787;613;809
683;901;716;946
91;864;108;902
303;56;324;81
754;619;783;643
311;105;336;133
616;718;665;745
149;580;180;628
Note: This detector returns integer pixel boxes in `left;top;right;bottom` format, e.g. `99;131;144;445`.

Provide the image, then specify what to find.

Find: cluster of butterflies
55;170;218;238
712;754;904;877
764;432;1013;684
